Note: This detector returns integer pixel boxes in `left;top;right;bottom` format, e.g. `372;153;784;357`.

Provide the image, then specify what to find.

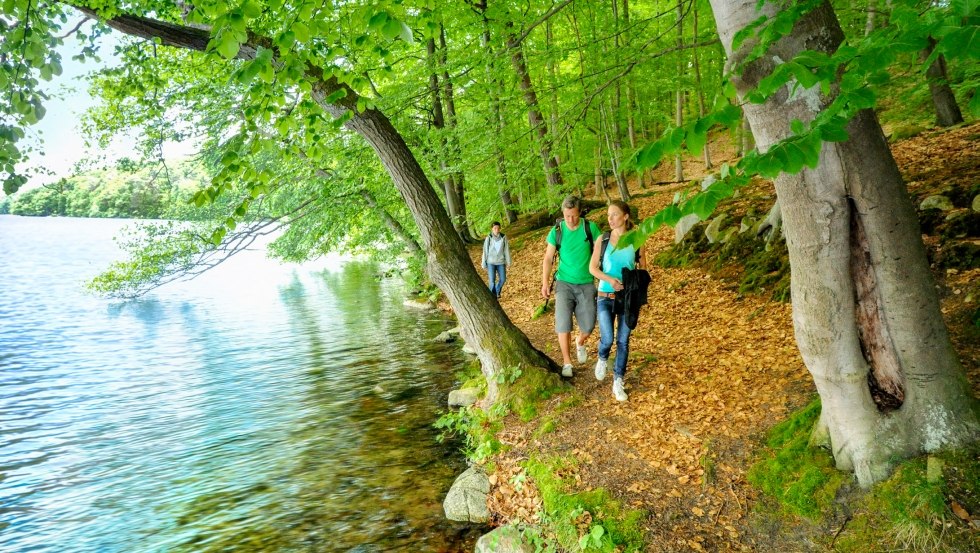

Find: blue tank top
598;242;636;293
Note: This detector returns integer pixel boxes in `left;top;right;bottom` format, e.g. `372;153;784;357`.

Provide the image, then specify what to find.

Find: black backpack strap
553;219;563;253
599;231;611;266
584;221;595;250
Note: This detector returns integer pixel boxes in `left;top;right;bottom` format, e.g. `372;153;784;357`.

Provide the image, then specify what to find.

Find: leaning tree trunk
709;0;979;487
920;37;964;128
81;8;560;404
358;189;422;253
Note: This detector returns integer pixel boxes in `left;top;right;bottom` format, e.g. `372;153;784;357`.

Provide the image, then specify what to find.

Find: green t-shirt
547;220;600;285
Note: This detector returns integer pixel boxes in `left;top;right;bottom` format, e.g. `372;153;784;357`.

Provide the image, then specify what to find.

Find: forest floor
462;121;980;551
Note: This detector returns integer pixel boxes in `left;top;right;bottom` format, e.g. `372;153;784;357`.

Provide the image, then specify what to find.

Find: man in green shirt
541;195;600;377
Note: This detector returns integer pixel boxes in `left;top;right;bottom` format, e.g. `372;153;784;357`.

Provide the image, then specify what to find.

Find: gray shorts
554;280;597;334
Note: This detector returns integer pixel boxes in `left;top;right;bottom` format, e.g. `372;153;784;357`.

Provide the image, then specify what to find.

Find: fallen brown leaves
462;125;979;551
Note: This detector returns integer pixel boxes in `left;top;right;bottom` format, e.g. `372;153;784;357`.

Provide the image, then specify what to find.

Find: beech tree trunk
507;25;564;189
478;3;519;224
709;0;979;487
674;0;685;183
81;8;560;404
438;27;477;240
920;37;964;128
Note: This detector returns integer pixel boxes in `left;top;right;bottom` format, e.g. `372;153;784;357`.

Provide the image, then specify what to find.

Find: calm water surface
0;215;479;552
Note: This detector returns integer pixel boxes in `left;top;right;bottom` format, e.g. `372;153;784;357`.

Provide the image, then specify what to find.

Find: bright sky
20;27;197;191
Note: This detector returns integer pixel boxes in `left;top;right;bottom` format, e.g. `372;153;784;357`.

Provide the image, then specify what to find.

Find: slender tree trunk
438;26;477;240
622;0;638;152
709;0;979;487
359;188;421;253
865;0;876;37
426;38;463;238
674;0;685;183
594;139;610;201
507;25;564;190
692;3;713;170
920;36;964;127
80;8;562;404
601;103;631;201
479;6;519;223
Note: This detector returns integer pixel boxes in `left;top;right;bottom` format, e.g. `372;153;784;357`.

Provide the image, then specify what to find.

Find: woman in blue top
589;200;643;402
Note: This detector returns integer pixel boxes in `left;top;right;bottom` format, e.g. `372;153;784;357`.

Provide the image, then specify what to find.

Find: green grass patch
525;456;646;552
833;445;980;552
747;397;848;518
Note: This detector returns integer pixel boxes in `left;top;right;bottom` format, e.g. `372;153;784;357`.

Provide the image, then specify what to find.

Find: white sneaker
561;364;574;378
577;344;588;364
613;377;628;402
594;358;607;381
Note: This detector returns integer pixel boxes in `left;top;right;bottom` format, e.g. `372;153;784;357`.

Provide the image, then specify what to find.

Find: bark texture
709;0;979;487
920;37;964;127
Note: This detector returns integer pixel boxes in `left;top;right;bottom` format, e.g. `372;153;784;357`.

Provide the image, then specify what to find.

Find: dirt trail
465;125;979;551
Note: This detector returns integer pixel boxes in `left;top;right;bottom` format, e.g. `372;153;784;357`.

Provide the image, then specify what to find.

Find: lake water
0;215;481;552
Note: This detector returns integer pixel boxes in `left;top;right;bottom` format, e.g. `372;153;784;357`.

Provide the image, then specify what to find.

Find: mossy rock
933;240;980;270
917;207;946;235
889;124;929;141
943;211;980;239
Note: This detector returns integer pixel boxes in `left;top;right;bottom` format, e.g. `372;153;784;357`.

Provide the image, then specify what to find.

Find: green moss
747;398;848;518
525;456;646;552
834;446;980;552
654;221;791;302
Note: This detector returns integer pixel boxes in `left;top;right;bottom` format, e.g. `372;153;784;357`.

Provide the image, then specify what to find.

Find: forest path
466;123;979;551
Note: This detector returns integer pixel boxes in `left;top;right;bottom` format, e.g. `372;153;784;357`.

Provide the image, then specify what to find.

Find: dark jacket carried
614;267;652;329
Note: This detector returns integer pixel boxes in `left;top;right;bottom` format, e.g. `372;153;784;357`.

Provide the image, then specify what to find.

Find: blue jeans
487;264;506;297
597;297;631;378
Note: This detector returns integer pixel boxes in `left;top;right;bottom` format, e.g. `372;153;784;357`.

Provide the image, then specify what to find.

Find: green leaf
969;89;980;117
368;11;389;32
686;123;706;157
790;119;805;135
382;17;402;40
636;141;664;170
938;26;980;59
398;21;414;43
292;22;310;43
688;190;720;220
242;0;262;18
324;87;347;103
217;33;240;59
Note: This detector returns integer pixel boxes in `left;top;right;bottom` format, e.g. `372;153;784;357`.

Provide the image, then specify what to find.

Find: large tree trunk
920;37;964;128
709;0;979;487
80;7;560;403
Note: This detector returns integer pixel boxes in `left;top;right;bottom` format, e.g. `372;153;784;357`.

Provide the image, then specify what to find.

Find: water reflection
0;216;480;553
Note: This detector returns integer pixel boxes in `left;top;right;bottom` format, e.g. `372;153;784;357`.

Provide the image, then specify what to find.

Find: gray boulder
444;466;491;523
404;299;436;310
475;525;534;553
448;387;481;408
462;343;477;356
739;216;756;234
919;195;953;211
433;331;457;343
674;213;701;243
705;213;729;244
